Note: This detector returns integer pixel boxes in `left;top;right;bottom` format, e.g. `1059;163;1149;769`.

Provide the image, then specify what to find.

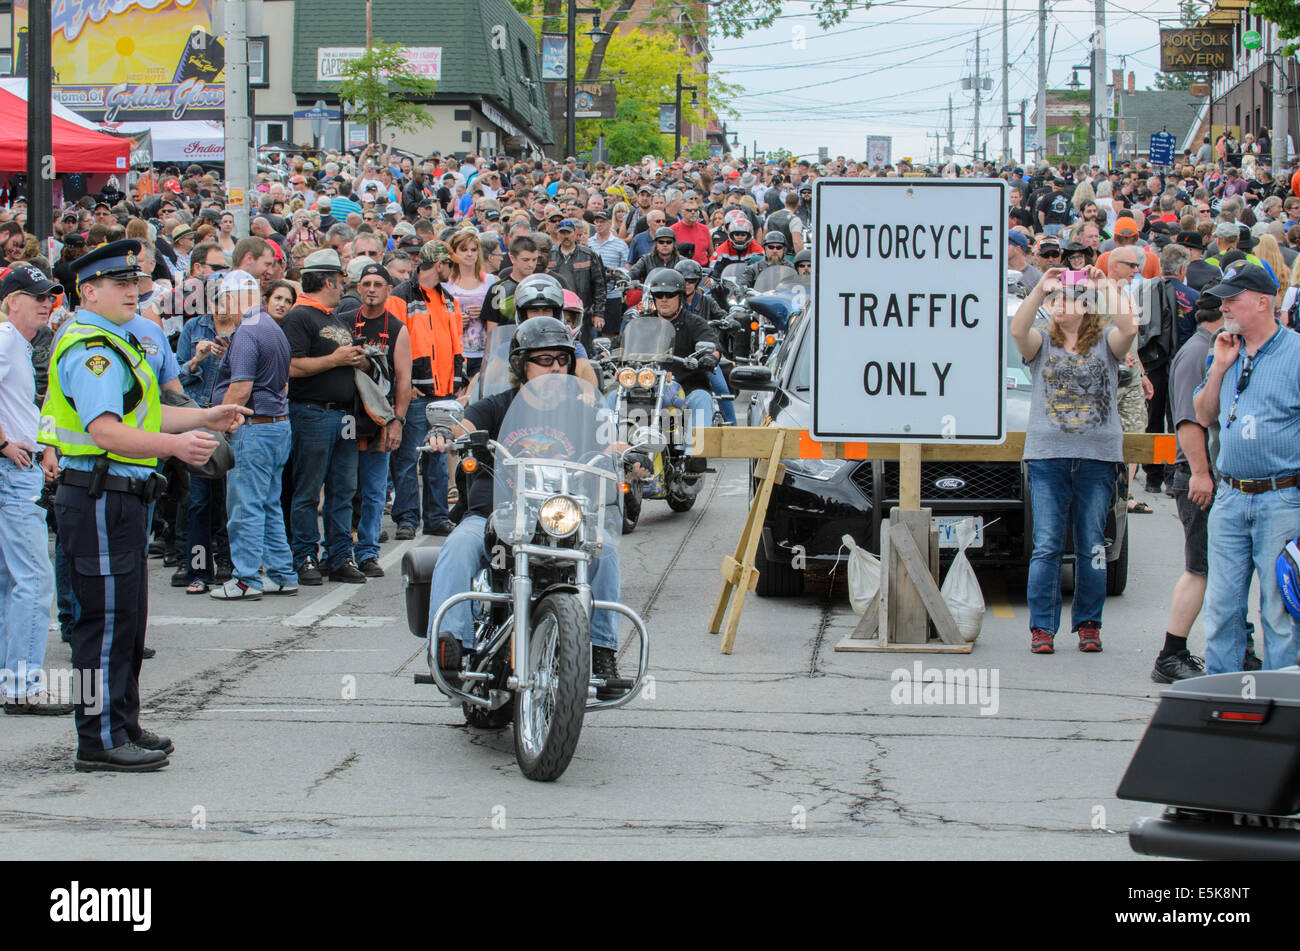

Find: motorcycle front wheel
513;593;590;781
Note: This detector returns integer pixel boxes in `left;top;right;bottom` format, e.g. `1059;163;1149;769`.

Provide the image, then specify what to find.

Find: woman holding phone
1011;265;1137;655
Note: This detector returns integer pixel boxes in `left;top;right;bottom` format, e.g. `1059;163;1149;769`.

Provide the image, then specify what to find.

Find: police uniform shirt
123;314;181;387
54;310;158;481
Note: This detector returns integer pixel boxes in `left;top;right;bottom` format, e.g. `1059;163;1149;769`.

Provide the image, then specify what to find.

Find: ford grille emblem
934;477;966;491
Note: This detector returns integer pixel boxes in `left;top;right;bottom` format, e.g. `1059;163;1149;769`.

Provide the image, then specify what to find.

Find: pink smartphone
1061;269;1087;286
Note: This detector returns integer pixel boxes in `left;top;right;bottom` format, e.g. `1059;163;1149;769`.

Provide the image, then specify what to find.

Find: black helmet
645;267;686;297
509;315;576;378
674;258;704;282
793;249;811;265
653;226;677;243
514;273;564;317
763;231;787;247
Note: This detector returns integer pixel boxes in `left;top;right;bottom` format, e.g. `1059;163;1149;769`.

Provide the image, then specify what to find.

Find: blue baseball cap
1008;230;1029;249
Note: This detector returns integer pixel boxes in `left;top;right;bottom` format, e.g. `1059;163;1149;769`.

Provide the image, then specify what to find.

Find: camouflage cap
419;240;452;266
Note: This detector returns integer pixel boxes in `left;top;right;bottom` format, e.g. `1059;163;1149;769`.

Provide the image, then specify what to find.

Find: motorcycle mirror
730;365;776;392
594;336;612;351
425;399;465;430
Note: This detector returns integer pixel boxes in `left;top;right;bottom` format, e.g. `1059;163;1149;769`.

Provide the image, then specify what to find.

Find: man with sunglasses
738;232;792;289
1193;263;1300;673
627;225;683;284
1007;231;1041;289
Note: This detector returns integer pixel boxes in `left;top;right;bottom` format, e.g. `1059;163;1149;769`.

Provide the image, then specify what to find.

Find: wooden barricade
691;427;1178;655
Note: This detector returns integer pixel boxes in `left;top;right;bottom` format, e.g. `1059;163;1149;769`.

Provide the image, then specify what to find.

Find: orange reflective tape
798;430;820;459
844;442;869;460
1153;434;1177;464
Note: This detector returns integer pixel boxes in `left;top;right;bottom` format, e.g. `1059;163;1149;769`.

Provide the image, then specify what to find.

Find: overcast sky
711;0;1187;165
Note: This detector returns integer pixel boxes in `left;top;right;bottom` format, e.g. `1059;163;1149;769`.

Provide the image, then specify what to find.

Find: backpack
1136;276;1178;370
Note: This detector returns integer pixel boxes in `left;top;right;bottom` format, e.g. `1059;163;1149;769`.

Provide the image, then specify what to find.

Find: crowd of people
1002;138;1300;681
1;132;1299;764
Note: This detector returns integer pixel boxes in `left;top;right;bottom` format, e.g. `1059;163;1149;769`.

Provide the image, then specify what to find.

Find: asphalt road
0;458;1195;859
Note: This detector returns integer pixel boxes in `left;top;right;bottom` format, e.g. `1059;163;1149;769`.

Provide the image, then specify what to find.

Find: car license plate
932;516;983;549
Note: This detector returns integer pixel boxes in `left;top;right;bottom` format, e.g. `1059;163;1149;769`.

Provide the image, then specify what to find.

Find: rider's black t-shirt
462;385;603;519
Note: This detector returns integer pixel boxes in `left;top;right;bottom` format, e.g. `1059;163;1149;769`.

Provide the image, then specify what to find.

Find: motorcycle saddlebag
1117;671;1300;815
401;546;442;638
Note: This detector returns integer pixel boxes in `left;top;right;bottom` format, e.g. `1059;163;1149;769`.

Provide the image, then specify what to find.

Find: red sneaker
1077;622;1103;652
1030;628;1054;654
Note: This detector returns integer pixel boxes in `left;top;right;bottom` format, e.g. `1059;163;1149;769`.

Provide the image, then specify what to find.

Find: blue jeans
1204;484;1300;673
289;404;359;569
0;459;55;699
185;474;225;583
1026;458;1118;634
355;449;391;563
708;366;737;425
392;397;449;529
428;514;621;650
228;420;296;589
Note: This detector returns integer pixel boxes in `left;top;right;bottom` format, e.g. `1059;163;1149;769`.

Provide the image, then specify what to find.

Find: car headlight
637;367;657;388
618;368;636;388
784;459;848;482
539;495;582;538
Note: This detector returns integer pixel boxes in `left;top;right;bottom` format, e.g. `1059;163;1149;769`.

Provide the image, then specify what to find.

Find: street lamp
565;3;608;159
674;71;699;161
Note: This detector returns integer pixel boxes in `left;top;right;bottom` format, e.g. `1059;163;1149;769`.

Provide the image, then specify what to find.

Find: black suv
740;296;1129;598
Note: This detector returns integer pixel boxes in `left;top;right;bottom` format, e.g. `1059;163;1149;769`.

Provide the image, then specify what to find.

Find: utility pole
225;0;251;237
1091;0;1106;166
973;31;981;165
947;94;955;165
26;0;51;243
1001;0;1010;164
674;71;698;162
1269;24;1290;171
1036;0;1047;165
366;0;377;144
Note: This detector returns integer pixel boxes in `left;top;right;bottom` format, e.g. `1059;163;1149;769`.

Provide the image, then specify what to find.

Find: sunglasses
548;216;562;223
23;292;54;303
655;239;675;245
527;353;572;367
1039;248;1061;258
765;244;784;250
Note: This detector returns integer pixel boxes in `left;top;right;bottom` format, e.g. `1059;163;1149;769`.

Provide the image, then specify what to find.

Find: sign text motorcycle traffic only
811;179;1007;442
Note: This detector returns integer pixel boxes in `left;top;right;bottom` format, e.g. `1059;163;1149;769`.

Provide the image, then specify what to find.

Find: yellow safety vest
38;321;162;466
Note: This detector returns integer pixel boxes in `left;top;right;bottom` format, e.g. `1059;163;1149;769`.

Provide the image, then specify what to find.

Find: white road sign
811;178;1007;443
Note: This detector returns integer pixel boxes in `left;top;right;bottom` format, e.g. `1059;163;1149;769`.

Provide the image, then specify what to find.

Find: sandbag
940;518;984;642
842;533;880;616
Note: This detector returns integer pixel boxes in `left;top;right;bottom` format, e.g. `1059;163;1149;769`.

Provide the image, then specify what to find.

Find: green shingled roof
292;0;554;144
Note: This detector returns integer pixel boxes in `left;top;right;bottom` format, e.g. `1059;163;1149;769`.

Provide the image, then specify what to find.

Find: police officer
39;240;249;772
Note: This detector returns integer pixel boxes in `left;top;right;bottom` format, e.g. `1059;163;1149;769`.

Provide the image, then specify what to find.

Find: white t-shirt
0;322;38;448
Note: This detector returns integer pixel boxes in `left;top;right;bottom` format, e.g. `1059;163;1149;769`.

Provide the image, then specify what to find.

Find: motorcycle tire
622;480;643;534
666;490;697;513
513;593;589;782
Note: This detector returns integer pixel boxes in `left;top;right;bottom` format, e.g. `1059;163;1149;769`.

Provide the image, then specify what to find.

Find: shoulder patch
85;354;111;377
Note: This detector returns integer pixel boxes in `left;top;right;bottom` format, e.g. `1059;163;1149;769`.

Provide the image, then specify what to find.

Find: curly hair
1046;293;1105;354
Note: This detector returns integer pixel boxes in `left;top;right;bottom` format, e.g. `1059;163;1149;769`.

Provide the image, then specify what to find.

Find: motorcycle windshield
620;316;676;362
753;265;798;292
471;325;515;401
491;374;622;552
720;262;746;283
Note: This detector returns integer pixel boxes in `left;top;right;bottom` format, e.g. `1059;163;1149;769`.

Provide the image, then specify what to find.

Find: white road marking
193;648;387;653
149;616;223;626
282;538;423;628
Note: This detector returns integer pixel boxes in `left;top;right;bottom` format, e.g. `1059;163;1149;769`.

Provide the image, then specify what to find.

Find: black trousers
1143;363;1174;484
53;484;149;753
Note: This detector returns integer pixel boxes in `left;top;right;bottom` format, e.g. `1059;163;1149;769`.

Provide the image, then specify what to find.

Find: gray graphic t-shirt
1024;325;1124;462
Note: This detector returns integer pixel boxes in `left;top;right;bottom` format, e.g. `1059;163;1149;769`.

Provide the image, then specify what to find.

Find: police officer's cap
72;239;143;286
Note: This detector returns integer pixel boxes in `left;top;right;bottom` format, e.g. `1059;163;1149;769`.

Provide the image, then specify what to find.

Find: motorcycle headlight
618;367;637;388
637;368;656;388
539;495;582;538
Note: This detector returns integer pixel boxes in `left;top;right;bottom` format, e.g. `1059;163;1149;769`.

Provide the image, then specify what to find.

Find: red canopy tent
0;85;130;173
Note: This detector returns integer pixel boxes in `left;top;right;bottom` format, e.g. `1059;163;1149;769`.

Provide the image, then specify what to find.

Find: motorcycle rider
425;316;649;691
617;268;720;435
738;232;793;288
675;259;736;426
709;219;764;279
627;226;684;283
793;249;812;276
507;275;601;389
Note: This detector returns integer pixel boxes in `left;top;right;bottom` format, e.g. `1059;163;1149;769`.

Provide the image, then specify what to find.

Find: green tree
1149;0;1209;91
1253;0;1300;54
335;41;439;140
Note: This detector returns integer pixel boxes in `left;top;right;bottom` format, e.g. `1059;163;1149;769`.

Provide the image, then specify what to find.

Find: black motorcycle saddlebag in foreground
1117;671;1300;815
402;545;441;638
